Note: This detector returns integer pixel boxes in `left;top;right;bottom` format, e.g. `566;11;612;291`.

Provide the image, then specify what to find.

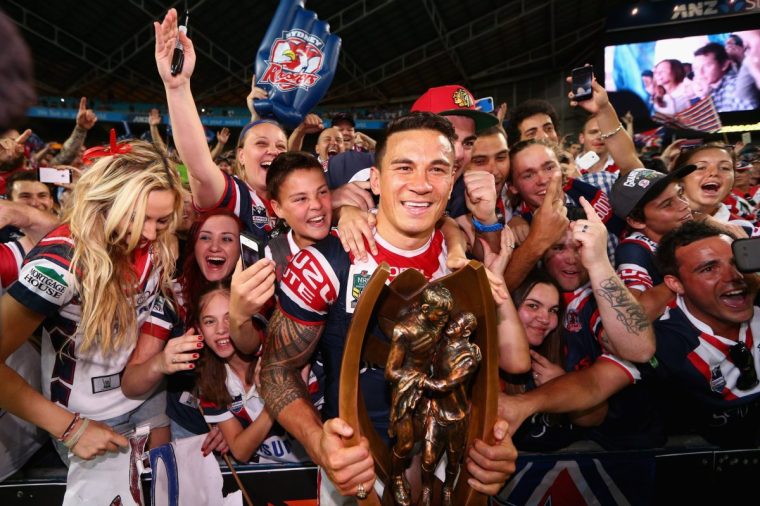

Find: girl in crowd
675;143;756;230
155;9;286;245
122;209;250;453
0;141;182;495
501;269;583;451
197;282;309;464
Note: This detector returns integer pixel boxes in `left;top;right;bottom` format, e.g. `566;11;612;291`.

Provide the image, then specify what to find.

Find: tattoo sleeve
595;276;650;335
259;308;324;418
51;126;87;166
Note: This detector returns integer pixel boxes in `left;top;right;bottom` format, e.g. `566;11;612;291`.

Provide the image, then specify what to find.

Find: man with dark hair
694;42;758;112
650;221;760;447
725;34;745;72
259;112;517;504
507;99;560;144
611;166;696;319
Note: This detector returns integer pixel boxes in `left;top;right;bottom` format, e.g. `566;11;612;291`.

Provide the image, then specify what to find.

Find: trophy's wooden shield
339;260;498;506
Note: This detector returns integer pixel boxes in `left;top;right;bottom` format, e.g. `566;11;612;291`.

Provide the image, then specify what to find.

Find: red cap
411;85;498;132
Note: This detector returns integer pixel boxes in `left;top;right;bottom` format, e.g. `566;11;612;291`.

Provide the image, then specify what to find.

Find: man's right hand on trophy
319;417;377;499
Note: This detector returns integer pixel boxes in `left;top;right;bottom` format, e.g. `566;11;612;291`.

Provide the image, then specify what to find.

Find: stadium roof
4;0;609;110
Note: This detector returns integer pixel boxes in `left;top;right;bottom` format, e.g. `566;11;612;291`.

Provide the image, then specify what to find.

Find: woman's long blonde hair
65;141;182;354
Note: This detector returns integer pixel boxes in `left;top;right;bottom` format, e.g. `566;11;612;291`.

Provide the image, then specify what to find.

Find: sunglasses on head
729;341;759;391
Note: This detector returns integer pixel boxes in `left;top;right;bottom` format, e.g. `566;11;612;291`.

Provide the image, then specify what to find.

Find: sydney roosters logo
260;29;325;92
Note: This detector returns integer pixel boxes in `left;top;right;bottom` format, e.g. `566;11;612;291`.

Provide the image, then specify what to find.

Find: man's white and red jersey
276;230;449;430
0;240;25;294
7;225;169;420
615;231;661;292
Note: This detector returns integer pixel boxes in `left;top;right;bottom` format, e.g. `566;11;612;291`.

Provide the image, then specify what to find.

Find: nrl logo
260;29;325;92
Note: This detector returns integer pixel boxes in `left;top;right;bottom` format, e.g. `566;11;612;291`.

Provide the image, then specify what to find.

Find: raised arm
483;227;531;374
288;114;324;151
148;108;167;153
209;128;230;161
575;198;654;362
569;72;642;176
154;8;226;209
51;97;97;166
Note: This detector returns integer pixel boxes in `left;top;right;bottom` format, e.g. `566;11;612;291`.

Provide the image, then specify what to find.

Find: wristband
58;412;81;442
600;123;624;141
471;216;504;233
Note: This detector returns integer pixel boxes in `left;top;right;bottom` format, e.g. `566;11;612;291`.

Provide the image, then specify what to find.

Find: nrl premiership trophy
339;261;498;506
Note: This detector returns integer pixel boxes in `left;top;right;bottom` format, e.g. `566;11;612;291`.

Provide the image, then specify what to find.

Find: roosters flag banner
495;453;655;506
254;0;341;129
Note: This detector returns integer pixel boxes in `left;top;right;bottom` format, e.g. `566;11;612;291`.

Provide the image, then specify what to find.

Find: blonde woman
0;140;183;466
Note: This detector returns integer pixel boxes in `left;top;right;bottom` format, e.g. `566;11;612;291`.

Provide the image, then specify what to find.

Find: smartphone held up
39;167;72;185
239;232;263;270
571;66;594;102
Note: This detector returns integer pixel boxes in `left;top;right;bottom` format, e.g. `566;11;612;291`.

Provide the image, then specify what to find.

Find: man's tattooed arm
593;275;655;363
260;308;324;419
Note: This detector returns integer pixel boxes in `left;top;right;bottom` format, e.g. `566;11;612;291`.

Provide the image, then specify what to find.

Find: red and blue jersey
7;225;168;420
196;172;276;245
615;231;661;292
276;230;449;431
562;285;660;448
645;298;760;446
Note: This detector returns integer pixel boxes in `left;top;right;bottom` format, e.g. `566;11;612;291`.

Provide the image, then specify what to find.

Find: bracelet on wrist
471;216;504;233
57;412;81;442
64;417;90;449
600;123;624;141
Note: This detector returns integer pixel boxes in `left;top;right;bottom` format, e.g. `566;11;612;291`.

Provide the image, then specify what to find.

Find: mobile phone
576;151;600;171
239;232;263;269
571;66;594;102
39;167;71;184
475;97;494;113
732;237;760;273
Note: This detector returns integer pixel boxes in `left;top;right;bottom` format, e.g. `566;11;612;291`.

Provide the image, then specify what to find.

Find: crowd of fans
2;7;760;504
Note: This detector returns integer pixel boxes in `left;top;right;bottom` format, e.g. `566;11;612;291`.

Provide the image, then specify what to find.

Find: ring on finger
582;224;589;232
172;356;178;364
356;482;368;500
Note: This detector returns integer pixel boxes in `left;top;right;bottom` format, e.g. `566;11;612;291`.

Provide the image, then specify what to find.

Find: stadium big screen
604;31;758;118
